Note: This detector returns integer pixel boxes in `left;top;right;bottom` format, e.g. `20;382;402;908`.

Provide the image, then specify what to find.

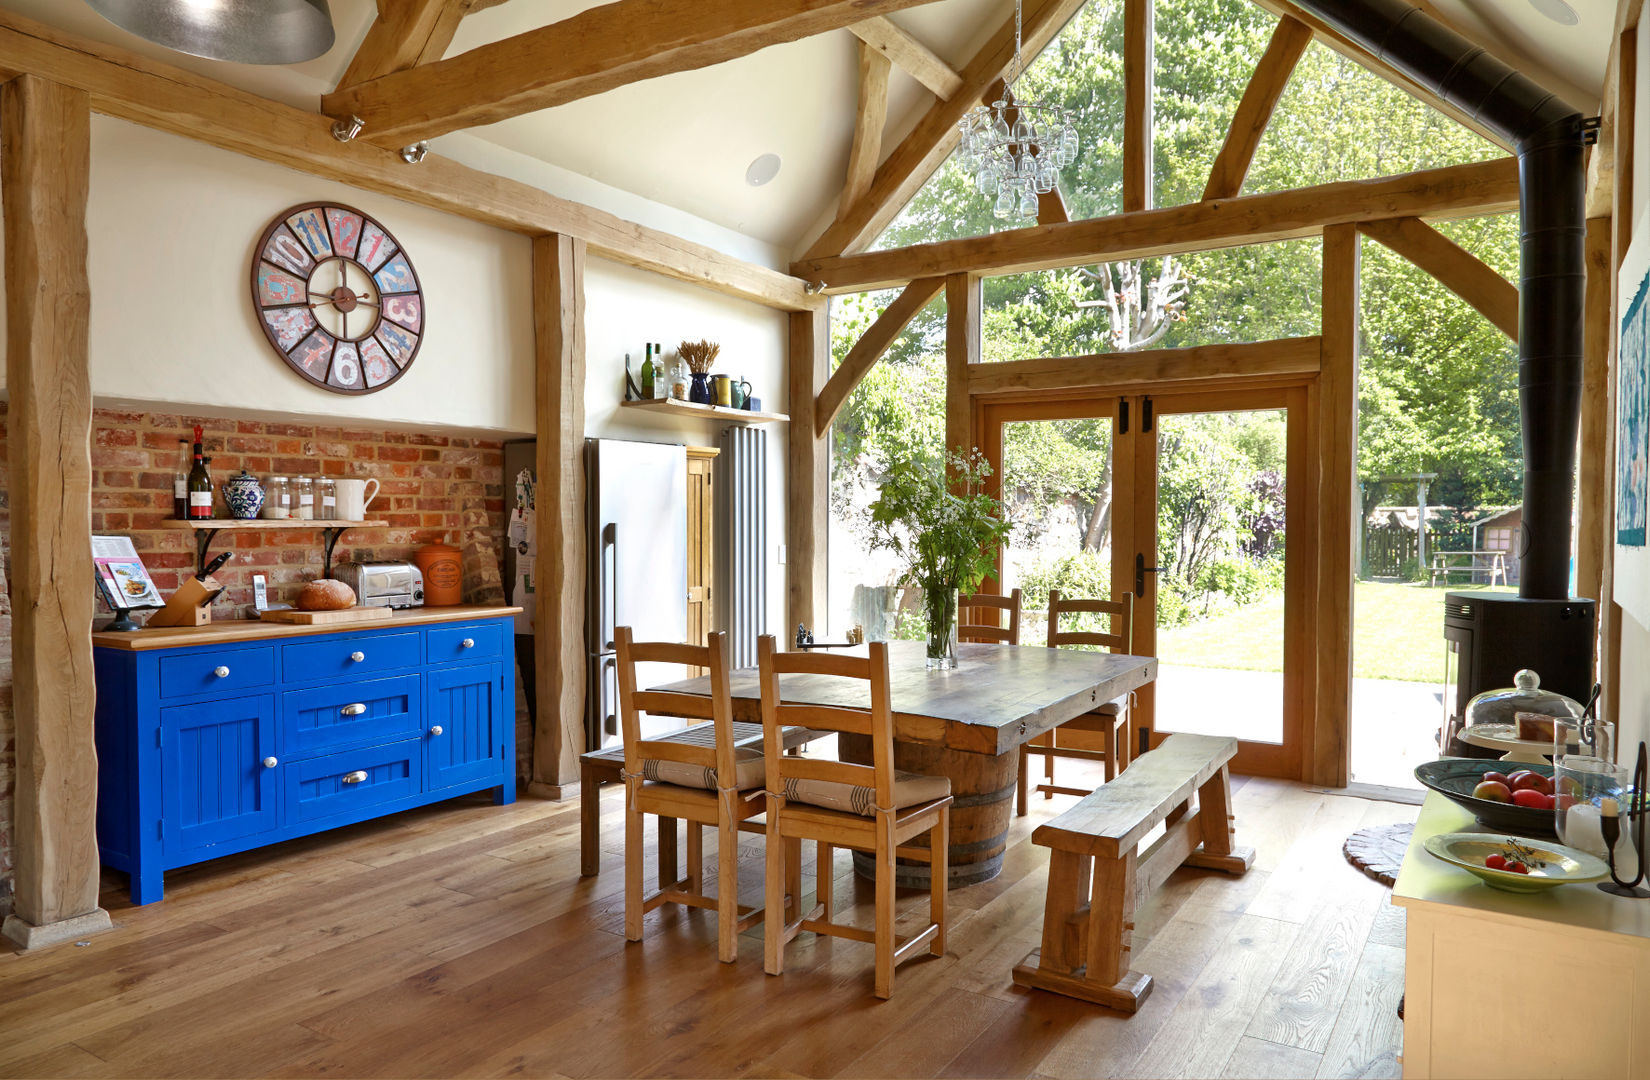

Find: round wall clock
251;202;425;394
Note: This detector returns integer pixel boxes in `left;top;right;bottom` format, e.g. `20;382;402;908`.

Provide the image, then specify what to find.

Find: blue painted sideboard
92;606;519;904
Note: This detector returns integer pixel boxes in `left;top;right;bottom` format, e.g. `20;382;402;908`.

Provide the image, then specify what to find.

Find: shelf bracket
192;528;221;577
321;526;352;579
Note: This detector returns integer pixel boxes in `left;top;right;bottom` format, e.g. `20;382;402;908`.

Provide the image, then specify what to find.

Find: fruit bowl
1414;758;1558;837
1422;831;1609;893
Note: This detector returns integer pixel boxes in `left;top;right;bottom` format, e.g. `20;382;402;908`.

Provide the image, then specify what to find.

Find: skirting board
3;907;113;950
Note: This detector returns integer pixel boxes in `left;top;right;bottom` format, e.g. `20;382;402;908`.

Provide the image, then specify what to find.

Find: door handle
340;703;367;717
340;770;368;785
1135;552;1161;599
602;522;618;651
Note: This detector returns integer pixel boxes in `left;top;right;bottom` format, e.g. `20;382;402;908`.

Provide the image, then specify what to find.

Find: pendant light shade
84;0;335;66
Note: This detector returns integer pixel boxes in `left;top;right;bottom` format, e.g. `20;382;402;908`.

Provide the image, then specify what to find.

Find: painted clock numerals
251;202;425;395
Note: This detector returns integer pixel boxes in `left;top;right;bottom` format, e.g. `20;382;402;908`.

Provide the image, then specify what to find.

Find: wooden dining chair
1017;589;1135;815
615;626;799;963
958;588;1022;645
756;636;952;1000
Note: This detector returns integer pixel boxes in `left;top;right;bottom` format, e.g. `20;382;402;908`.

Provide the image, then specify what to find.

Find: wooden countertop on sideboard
92;605;524;651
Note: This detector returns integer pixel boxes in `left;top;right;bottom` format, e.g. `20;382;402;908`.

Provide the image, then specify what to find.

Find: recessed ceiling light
746;153;782;187
1528;0;1579;26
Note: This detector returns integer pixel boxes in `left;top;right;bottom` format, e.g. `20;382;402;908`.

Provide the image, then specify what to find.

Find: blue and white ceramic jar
223;469;265;520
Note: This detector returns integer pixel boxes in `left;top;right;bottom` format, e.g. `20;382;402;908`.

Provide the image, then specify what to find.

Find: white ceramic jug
334;477;380;521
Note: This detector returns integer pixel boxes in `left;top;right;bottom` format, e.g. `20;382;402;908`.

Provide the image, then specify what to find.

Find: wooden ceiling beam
335;0;471;91
1356;216;1518;340
1202;15;1314;202
842;41;892;217
0;7;817;313
800;0;1088;263
814;276;944;435
1252;0;1513;153
848;17;963;100
322;0;949;148
794;156;1520;292
968;337;1321;395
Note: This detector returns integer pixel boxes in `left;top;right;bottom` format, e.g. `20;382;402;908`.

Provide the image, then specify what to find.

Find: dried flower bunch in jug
678;340;721;374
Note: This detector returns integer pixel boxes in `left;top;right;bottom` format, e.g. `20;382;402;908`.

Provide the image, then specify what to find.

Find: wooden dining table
655;639;1157;886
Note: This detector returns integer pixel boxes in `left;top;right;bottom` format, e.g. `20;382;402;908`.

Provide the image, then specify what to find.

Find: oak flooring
0;766;1414;1079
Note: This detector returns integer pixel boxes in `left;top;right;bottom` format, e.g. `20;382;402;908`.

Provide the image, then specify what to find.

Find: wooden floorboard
0;767;1415;1079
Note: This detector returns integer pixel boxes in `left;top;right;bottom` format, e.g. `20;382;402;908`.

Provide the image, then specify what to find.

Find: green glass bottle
640;343;656;400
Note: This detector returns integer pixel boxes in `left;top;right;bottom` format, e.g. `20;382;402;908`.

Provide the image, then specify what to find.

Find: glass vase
925;587;958;670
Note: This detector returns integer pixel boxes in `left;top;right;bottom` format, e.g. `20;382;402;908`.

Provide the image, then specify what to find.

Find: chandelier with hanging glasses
956;0;1079;220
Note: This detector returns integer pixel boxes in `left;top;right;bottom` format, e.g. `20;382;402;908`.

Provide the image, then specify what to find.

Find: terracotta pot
415;543;464;606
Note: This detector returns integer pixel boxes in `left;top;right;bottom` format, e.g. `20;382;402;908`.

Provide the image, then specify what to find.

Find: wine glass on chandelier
957;89;1079;221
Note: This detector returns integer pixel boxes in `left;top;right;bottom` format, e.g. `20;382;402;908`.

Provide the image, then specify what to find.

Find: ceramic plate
1413;758;1558;837
1422;831;1610;893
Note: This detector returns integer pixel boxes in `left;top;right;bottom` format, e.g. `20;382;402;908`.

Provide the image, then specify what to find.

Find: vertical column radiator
718;427;768;668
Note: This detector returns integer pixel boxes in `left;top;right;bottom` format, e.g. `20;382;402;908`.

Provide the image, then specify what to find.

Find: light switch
777;545;787;565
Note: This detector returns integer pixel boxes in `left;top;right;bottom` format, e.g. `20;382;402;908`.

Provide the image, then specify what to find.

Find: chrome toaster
334;561;425;609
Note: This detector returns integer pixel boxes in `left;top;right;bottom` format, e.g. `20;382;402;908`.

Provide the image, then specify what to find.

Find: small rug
1343;822;1415;887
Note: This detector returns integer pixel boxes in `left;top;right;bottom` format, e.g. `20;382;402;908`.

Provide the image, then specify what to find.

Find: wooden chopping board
258;606;395;625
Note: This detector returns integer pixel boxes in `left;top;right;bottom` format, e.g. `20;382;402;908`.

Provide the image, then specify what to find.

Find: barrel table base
838;733;1017;887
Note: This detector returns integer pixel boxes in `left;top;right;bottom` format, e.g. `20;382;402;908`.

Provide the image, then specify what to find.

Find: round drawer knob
350;651;365;663
429;725;444;737
214;666;230;678
461;638;475;649
263;757;278;769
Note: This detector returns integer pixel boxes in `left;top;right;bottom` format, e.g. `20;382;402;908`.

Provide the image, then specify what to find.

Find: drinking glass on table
1554;717;1636;874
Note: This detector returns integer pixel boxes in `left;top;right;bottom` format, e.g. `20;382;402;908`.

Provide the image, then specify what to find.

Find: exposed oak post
848;17;961;100
788;306;830;634
531;233;587;795
1314;224;1359;787
946;273;982;458
815;276;944;435
1202;15;1312;201
1356;217;1518;341
1577;216;1612;607
1122;0;1153;213
0;74;110;950
842;41;892;217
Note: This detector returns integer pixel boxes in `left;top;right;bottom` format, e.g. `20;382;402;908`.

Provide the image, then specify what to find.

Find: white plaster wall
583;257;790;634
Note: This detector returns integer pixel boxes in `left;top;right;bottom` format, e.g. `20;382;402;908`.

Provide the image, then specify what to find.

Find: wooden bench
1011;733;1255;1012
579;720;822;876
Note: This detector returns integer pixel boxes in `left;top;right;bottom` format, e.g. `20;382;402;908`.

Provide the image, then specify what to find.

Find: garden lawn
1156;581;1514;683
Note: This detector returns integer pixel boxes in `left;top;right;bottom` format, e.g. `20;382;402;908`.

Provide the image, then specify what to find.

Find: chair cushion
641;746;765;791
782;769;951;816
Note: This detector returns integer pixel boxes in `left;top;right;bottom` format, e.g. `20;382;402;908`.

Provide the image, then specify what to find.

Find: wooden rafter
814;276;944;436
1356;216;1518;340
795;157;1520;291
335;0;470;91
801;0;1088;263
322;0;949;148
1252;0;1512;153
0;8;816;313
1202;15;1313;202
842;41;892;217
849;17;962;99
1122;0;1153;213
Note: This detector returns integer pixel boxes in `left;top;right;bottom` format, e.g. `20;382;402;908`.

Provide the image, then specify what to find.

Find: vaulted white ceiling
0;0;1621;257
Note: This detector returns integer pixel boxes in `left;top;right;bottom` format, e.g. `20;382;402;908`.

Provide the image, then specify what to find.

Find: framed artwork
1616;232;1650;628
250;203;425;395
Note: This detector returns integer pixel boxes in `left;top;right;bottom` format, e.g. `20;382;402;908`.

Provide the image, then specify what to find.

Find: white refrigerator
585;438;688;749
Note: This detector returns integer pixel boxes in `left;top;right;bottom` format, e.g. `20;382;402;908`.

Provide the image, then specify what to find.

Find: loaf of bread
297;578;357;611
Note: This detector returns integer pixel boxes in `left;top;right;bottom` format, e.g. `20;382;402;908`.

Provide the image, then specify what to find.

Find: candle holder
1599;740;1650;898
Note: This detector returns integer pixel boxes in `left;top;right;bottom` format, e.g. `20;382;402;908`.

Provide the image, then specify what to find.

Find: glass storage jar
294;477;315;520
317;478;337;521
262;475;291;519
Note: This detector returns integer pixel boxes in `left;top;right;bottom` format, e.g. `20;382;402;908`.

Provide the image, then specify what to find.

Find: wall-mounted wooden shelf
621;398;788;424
159;518;389;577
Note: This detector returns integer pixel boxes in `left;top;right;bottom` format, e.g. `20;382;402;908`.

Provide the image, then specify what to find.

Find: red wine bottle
187;426;213;520
173;438;189;519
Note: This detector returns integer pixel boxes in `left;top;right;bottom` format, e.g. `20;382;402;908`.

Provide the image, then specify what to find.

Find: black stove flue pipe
1290;0;1588;600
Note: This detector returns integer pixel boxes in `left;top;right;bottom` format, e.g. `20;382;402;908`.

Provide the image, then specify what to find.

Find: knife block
147;574;223;628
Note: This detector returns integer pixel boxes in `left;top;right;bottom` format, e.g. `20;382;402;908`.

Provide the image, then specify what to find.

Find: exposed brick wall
0;403;522;909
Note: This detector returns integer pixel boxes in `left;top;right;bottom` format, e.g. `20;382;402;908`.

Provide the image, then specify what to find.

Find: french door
980;385;1312;779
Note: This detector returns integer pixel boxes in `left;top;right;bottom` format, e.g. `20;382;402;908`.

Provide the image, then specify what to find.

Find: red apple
1483;771;1512;787
1512;788;1551;810
1508;770;1539;790
1473;780;1513;803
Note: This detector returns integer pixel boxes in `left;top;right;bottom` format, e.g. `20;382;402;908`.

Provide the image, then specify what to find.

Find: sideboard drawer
428;622;503;664
159;646;276;700
282;673;422;757
281;739;421;827
282;631;420;683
